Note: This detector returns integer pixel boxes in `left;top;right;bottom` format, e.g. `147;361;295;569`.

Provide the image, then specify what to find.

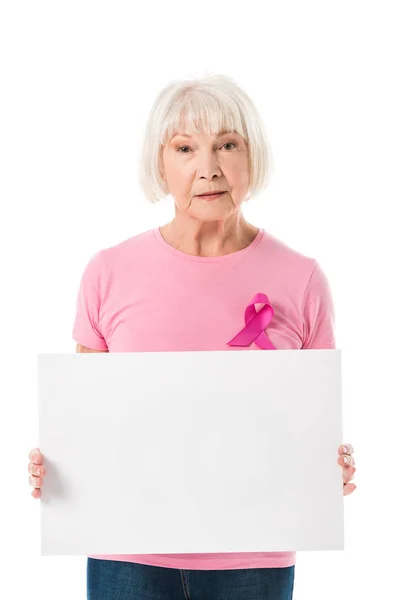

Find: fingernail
343;456;348;463
343;446;347;453
37;469;41;476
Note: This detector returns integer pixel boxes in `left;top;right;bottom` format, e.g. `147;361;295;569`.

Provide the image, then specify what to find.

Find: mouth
196;191;226;200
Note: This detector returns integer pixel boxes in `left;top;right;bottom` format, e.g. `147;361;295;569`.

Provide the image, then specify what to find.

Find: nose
196;150;222;180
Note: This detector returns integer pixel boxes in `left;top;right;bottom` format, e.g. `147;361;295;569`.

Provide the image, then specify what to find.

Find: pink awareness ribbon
227;293;276;349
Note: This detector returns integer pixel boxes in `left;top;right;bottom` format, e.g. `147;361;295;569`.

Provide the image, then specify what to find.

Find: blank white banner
38;349;344;555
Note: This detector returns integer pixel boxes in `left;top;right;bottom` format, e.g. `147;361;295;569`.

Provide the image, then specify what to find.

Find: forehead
170;128;240;140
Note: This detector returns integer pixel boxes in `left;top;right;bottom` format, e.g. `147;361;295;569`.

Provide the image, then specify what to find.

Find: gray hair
138;72;274;204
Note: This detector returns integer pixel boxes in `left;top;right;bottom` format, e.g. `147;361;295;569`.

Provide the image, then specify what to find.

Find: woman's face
161;128;250;221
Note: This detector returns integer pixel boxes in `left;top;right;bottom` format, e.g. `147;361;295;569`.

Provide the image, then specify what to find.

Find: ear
160;168;168;186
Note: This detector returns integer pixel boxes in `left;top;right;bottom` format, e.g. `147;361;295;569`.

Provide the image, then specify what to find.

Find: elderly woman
28;73;357;600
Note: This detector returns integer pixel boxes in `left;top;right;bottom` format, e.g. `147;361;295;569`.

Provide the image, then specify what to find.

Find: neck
159;211;259;258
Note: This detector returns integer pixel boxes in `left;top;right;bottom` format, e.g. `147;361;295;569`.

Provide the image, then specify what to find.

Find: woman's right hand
28;448;46;499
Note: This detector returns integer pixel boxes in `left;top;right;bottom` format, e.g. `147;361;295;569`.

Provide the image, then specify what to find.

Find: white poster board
38;349;344;555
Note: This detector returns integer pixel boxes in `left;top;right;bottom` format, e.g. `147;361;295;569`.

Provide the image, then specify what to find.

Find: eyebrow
173;129;235;139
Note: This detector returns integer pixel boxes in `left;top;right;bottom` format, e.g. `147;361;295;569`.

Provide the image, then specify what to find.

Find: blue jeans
87;558;295;600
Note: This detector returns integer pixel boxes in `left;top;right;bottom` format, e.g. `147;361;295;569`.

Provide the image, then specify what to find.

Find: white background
1;1;399;598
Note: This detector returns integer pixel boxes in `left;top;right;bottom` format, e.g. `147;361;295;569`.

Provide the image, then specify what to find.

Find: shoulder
260;229;318;282
99;228;156;266
80;230;157;283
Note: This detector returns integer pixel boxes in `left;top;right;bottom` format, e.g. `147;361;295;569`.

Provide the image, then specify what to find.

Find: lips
198;191;225;197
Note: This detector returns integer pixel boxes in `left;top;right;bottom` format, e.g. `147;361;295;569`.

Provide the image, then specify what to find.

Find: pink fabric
72;226;336;570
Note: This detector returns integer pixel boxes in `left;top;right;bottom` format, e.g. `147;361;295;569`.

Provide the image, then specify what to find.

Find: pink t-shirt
72;226;336;570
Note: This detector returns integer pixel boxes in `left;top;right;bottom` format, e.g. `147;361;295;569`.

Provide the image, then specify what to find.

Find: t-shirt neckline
153;226;264;263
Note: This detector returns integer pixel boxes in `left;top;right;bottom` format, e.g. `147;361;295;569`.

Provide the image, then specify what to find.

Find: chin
191;206;233;220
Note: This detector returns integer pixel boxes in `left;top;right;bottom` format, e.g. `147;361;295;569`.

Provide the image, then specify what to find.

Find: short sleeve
302;260;336;350
71;250;108;351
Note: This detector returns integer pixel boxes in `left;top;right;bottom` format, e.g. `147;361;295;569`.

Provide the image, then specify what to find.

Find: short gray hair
138;73;274;204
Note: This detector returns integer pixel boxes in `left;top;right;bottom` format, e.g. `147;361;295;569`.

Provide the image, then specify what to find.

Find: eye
177;142;236;153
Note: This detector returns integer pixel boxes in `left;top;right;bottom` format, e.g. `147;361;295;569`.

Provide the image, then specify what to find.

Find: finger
343;483;357;496
343;466;356;483
339;444;354;455
29;448;44;465
31;487;41;499
28;463;46;477
29;475;43;488
337;455;355;468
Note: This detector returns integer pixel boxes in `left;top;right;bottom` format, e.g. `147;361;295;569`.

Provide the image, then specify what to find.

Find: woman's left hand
338;443;357;495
